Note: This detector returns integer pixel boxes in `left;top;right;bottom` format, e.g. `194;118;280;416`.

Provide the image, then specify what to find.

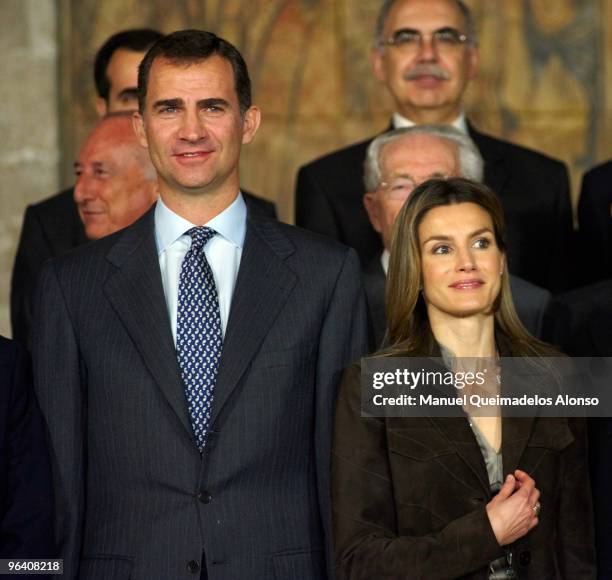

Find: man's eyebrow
152;98;183;109
197;98;231;109
117;87;138;100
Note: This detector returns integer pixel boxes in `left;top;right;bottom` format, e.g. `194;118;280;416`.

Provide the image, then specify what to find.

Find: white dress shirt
392;112;469;135
155;194;247;343
380;248;390;276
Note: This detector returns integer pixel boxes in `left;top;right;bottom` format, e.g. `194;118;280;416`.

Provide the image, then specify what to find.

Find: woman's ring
533;502;541;517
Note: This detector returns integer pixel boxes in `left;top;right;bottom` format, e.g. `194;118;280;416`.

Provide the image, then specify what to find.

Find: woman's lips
449;279;484;290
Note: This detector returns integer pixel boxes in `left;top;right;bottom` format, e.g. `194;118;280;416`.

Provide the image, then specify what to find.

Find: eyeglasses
377;177;417;201
379;27;469;53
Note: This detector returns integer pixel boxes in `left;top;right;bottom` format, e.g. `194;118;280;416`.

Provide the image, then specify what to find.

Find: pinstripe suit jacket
32;205;369;580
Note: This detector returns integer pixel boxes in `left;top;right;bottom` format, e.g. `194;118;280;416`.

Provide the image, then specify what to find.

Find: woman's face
418;202;505;320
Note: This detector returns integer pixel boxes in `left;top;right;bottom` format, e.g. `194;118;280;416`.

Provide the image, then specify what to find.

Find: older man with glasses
360;125;551;347
296;0;573;293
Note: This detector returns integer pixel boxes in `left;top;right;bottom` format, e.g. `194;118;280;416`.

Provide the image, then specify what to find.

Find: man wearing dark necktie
176;227;223;450
32;30;368;579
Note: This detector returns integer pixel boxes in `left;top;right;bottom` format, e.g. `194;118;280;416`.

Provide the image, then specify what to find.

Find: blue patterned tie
176;226;223;451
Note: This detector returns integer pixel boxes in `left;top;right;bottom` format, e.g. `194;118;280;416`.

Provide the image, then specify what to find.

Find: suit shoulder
0;335;26;369
298;137;374;175
582;160;612;185
255;218;355;262
43;225;120;275
472;128;567;172
242;190;277;218
27;188;75;216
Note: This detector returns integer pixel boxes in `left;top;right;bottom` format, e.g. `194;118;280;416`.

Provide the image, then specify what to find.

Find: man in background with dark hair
93;28;164;116
33;29;367;579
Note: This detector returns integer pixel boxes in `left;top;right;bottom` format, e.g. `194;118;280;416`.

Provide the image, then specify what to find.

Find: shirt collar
391;112;468;135
155;192;247;254
381;249;390;275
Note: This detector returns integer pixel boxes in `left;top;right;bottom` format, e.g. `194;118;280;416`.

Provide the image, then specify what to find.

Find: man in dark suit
543;279;612;579
10;28;162;345
11;29;276;346
296;0;572;292
361;125;551;347
33;30;368;579
578;160;612;284
0;336;54;560
10;113;159;346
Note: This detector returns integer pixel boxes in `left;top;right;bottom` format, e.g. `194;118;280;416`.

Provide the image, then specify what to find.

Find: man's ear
96;97;108;118
132;112;148;149
242;106;261;145
467;46;480;80
371;47;388;83
363;192;383;234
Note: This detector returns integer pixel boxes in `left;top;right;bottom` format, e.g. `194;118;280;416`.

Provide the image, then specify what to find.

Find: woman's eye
474;238;490;249
433;245;450;255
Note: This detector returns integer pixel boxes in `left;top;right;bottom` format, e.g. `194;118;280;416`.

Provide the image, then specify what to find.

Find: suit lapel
210;216;298;427
103;208;193;438
418;349;490;494
468;122;511;197
430;416;492;495
499;360;535;474
502;417;535;476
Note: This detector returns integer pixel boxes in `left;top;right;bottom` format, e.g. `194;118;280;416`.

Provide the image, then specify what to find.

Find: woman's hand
485;469;540;546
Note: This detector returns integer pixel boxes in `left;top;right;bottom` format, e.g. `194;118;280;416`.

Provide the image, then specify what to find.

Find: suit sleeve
578;170;610;285
295;165;341;239
314;248;370;578
332;365;504;580
548;163;574;292
11;206;54;347
0;341;55;558
32;262;85;578
556;417;596;578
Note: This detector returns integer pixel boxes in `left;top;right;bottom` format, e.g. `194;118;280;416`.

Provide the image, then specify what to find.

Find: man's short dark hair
137;29;252;115
94;28;164;101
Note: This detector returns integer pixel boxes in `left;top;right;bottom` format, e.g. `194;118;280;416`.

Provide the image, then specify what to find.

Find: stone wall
0;0;58;337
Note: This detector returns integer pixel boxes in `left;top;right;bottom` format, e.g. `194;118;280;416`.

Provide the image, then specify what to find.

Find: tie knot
186;226;216;251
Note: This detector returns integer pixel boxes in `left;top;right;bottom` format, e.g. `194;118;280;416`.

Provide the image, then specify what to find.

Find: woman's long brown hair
383;178;556;358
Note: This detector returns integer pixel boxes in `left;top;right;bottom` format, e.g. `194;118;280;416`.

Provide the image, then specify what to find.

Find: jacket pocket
527;418;574;451
251;343;316;370
272;547;325;579
79;555;133;580
388;427;455;461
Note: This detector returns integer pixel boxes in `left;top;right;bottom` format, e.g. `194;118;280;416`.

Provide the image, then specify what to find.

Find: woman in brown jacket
332;178;596;579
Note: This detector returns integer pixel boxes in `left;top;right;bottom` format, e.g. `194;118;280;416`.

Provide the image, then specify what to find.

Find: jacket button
198;491;212;504
187;560;200;573
518;550;531;566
